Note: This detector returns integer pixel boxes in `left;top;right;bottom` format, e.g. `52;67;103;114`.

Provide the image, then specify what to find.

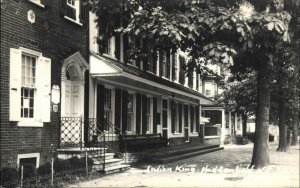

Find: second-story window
66;0;79;21
60;0;88;25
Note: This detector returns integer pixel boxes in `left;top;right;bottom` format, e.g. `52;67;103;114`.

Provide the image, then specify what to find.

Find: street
68;142;299;187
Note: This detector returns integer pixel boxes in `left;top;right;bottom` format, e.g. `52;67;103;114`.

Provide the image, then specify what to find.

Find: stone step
103;164;130;175
90;153;115;161
93;158;123;168
157;147;224;163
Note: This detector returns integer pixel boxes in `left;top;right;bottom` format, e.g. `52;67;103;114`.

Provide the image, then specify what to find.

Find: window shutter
121;90;128;134
59;0;67;15
178;104;182;133
171;101;175;133
159;50;163;76
40;57;51;122
136;94;141;134
196;105;200;132
115;33;121;60
166;51;170;79
114;89;121;134
190;105;194;132
123;34;129;64
141;95;147;135
152;97;157;134
172;54;176;81
9;48;22;121
79;0;89;24
97;84;105;131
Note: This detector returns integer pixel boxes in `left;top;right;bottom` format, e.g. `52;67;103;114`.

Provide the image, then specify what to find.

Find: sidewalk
68;142;299;188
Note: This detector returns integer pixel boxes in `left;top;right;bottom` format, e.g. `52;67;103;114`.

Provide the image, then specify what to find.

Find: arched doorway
60;52;89;147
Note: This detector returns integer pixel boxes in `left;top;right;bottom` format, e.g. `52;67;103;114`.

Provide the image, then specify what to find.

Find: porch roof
90;53;213;103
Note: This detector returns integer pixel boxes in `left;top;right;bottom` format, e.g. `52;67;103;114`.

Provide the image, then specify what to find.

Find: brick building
0;0;89;169
1;0;243;171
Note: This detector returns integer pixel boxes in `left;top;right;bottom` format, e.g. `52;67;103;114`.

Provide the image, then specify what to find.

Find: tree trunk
291;111;299;146
286;128;291;147
250;63;271;169
242;114;247;136
276;72;287;152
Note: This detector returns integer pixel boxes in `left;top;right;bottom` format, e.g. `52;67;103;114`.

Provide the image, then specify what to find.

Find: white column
221;109;226;145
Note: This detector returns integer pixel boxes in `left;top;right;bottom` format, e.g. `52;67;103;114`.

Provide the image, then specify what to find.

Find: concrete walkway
68;142;299;188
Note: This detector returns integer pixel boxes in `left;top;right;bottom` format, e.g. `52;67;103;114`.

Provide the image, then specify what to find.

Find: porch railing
59;117;123;171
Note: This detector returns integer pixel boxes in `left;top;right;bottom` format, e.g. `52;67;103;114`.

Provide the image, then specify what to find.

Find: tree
90;0;292;168
217;73;257;136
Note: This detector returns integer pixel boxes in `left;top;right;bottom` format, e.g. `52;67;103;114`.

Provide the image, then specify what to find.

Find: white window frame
64;0;83;26
28;0;45;8
17;153;40;168
11;47;51;127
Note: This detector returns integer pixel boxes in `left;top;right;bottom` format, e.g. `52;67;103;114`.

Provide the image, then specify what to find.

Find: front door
162;99;168;140
184;105;189;142
64;81;82;117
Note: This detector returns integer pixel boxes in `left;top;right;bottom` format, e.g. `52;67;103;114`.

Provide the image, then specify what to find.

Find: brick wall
0;0;88;168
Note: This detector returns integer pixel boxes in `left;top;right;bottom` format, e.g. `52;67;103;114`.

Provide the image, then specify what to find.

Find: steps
91;152;130;174
137;144;224;163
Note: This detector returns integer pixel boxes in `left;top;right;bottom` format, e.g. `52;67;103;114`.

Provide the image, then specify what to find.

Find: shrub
54;159;71;172
68;156;94;170
37;162;51;176
0;167;19;183
68;156;84;169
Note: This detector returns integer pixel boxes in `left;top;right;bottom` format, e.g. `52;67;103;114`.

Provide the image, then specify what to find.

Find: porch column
221;109;226;145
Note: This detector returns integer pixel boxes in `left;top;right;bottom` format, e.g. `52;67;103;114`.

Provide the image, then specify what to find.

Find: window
17;153;40;168
146;97;151;132
103;36;116;58
28;0;45;8
104;88;112;130
205;89;211;96
60;0;87;26
127;94;134;132
10;48;51;126
21;54;36;118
